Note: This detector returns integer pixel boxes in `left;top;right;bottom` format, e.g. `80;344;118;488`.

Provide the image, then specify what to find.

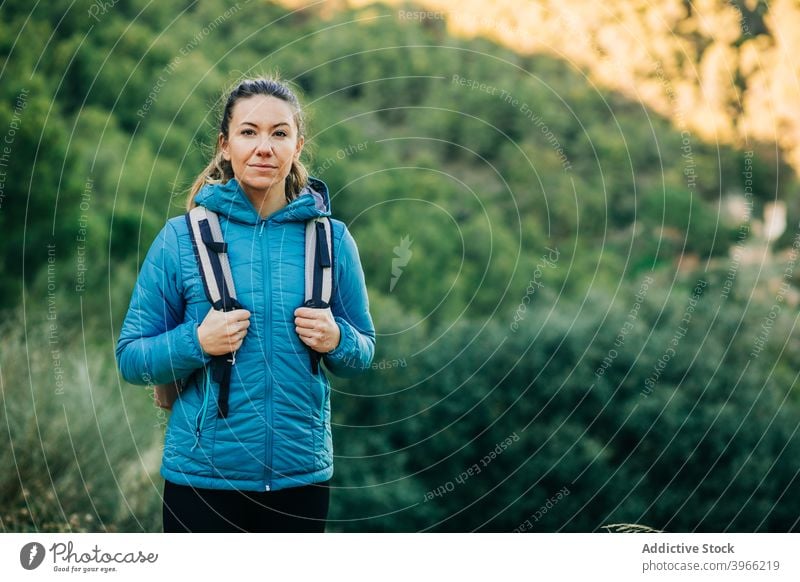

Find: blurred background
1;0;799;532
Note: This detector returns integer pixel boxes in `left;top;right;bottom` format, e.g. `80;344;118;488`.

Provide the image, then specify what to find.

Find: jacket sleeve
115;220;212;386
322;225;376;378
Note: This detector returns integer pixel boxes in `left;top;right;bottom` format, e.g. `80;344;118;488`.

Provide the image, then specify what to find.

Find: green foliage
0;308;164;532
333;276;800;532
640;187;738;260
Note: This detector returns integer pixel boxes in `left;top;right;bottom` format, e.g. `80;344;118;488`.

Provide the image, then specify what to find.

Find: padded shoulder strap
303;217;334;376
185;206;241;312
185;206;242;419
304;217;333;308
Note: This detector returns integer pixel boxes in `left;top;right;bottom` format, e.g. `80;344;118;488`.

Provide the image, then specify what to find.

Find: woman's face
219;94;304;199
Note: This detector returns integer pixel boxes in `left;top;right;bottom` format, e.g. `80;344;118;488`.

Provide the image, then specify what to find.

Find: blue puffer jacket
115;176;375;492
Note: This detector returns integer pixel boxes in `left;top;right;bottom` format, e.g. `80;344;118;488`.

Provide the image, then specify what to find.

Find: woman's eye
241;129;256;135
274;131;287;137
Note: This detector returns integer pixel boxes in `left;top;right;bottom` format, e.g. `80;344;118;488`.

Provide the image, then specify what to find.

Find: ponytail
186;150;234;211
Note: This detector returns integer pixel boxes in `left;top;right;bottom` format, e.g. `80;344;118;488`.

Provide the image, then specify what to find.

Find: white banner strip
1;533;798;581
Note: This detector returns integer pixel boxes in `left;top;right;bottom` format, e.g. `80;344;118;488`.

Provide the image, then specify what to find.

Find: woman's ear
218;133;230;161
294;135;305;160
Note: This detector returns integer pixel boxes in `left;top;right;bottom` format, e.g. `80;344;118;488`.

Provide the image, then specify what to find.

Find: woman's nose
255;136;274;155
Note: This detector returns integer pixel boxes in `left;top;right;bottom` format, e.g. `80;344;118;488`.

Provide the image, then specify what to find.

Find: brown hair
186;77;309;210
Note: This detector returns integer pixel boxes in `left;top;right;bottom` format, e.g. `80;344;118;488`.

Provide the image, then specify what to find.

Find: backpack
153;206;334;417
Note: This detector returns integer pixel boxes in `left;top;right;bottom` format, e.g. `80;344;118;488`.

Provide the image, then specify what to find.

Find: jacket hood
194;176;331;225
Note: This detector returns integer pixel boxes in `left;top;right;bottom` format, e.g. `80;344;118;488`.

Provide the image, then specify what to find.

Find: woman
115;77;376;532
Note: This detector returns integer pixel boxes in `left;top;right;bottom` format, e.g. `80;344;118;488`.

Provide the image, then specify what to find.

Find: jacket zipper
260;217;273;491
191;367;212;452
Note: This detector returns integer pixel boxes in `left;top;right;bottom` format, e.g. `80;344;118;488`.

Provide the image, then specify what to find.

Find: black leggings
162;479;330;533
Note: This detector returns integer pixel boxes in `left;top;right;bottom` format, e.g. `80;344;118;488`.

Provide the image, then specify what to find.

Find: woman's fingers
294;308;338;353
199;308;251;355
228;308;251;320
224;319;249;337
206;306;335;355
296;326;323;339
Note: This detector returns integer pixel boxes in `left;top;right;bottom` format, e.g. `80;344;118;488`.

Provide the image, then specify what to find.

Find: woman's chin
242;175;284;192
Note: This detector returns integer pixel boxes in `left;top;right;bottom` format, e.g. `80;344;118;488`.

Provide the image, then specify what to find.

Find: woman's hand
197;308;251;356
294;306;341;353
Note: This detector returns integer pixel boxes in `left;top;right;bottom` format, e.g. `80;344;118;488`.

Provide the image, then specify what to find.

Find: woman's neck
243;181;287;219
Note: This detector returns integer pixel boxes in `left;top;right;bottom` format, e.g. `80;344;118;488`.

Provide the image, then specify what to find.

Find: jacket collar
194;176;331;225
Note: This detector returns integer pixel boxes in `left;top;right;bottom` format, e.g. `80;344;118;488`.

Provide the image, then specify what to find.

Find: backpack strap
303;217;334;374
186;206;242;312
185;206;243;418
